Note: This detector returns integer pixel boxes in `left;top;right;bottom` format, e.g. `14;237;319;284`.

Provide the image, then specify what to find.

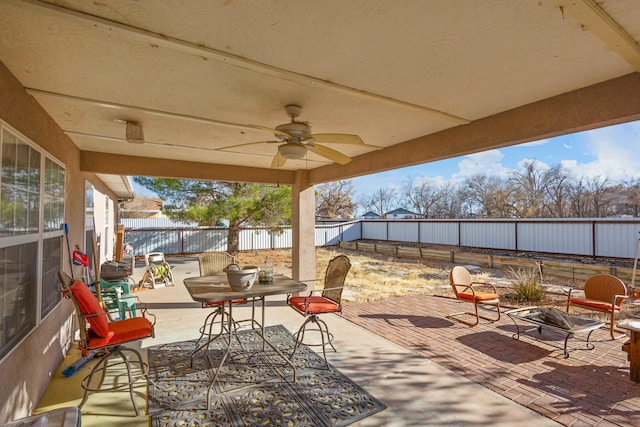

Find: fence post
592;221;596;259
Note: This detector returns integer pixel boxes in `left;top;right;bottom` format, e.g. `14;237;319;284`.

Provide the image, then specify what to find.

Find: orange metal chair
288;255;351;367
448;266;501;326
58;271;155;416
566;274;628;340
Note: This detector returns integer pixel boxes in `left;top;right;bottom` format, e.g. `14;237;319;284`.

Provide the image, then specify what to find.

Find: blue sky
351;119;640;196
134;119;640;200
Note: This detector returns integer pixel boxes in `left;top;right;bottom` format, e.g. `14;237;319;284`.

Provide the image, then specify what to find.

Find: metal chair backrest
583;274;627;303
449;266;472;297
322;255;351;304
198;251;237;276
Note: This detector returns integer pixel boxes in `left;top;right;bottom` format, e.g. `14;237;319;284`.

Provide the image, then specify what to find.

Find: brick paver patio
342;295;640;426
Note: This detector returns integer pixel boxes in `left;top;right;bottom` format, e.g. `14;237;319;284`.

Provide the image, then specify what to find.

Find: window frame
0;121;66;361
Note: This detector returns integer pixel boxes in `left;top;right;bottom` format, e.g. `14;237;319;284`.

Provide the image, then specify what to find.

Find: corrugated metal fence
123;218;640;259
360;218;640;259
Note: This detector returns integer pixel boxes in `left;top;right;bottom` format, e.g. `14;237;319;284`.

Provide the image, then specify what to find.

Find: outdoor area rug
147;324;386;427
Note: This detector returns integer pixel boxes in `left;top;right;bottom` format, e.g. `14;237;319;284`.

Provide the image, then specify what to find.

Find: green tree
133;178;292;254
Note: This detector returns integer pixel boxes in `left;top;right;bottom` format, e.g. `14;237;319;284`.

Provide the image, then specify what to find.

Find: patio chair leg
291;316;314;359
447;309;480;327
610;313;627;340
196;308;223;345
447;301;500;327
78;345;147;416
291;315;336;369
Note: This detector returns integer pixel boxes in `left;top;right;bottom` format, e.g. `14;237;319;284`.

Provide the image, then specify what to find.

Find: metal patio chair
566;274;628;340
288;255;351;368
58;271;155;416
448;265;501;326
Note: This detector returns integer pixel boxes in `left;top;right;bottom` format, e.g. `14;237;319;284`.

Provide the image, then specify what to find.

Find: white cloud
515;158;551;172
414;175;448;187
561;124;640;182
518;139;549;147
562;143;572;149
451;149;509;182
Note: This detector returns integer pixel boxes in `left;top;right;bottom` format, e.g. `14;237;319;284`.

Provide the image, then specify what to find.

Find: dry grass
236;247;640;321
239;247;509;304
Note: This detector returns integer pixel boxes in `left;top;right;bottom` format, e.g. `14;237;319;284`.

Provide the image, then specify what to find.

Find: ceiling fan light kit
278;142;307;159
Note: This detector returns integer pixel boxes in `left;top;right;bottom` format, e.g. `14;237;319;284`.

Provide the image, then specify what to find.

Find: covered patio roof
2;0;640;192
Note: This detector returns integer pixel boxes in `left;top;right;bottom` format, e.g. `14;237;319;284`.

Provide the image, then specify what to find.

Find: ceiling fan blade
304;133;364;145
306;143;352;165
218;140;281;150
271;152;287;168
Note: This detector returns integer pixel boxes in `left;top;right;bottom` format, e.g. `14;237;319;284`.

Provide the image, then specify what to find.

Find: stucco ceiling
1;0;640;195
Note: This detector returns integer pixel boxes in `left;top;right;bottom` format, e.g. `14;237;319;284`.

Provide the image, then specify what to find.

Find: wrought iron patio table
183;274;307;406
506;306;604;358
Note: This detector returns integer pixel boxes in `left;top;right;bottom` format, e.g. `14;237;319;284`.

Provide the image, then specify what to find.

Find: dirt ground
236;246;640;320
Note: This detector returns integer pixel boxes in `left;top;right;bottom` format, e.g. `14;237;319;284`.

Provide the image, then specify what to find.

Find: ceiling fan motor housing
275;121;311;140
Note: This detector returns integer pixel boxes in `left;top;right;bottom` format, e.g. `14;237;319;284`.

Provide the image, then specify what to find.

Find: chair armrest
451;283;475;294
471;281;498;293
613;294;629;306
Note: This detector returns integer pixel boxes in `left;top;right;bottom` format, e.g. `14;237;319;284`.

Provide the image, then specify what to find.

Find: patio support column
291;170;315;288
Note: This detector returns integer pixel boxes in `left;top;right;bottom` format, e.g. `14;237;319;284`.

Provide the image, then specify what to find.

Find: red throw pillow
69;280;110;338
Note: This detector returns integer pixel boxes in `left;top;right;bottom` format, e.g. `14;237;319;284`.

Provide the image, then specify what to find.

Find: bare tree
432;183;465;218
542;165;572;218
402;176;443;218
619;178;640;216
315;180;357;219
568;177;590;217
509;160;550;217
359;187;399;217
587;176;615;217
464;174;516;217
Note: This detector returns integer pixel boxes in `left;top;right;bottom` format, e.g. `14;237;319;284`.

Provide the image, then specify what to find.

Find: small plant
508;266;546;303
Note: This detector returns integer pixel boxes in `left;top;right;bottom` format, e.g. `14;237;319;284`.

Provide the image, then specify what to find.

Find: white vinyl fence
122;218;640;259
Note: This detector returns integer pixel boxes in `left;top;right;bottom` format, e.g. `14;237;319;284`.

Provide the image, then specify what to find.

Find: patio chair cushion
456;291;500;302
69;280;110;338
289;295;341;315
85;316;153;349
568;297;620;311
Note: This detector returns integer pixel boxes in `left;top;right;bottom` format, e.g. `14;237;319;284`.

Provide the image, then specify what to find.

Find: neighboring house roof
361;211;381;218
386;208;419;216
122;197;163;211
120;197;164;218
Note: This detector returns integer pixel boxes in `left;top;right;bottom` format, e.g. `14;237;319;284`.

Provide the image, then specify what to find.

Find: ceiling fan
220;104;365;168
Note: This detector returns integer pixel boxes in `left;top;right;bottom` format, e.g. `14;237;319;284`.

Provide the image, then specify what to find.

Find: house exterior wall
0;61;119;422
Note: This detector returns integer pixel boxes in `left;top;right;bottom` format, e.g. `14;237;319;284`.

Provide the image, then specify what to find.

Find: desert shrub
509;267;546;303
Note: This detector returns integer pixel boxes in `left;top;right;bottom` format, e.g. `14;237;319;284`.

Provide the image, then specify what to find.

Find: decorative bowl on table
223;264;258;291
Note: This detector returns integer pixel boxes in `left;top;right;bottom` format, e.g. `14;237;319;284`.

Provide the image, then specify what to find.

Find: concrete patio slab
37;256;561;426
